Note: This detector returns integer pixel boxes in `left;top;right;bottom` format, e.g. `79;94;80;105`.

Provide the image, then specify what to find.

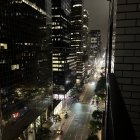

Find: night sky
84;0;109;48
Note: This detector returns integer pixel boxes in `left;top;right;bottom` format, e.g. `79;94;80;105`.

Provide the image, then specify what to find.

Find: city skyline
1;0;140;140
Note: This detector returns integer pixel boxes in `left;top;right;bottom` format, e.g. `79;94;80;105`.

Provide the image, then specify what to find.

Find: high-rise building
83;9;89;62
82;9;89;78
89;30;101;59
0;0;52;139
71;0;85;84
52;0;76;99
83;9;89;56
104;0;140;140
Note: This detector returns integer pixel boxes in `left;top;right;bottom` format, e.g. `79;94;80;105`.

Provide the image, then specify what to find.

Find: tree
94;75;106;104
97;93;106;101
36;127;51;140
89;120;102;133
86;134;99;140
92;110;103;122
94;75;106;94
89;120;98;133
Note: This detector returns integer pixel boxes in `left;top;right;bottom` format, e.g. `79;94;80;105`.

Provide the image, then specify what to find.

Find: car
56;129;63;135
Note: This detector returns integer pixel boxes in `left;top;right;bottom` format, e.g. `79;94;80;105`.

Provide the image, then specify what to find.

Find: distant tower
89;30;101;60
83;9;89;56
71;0;85;85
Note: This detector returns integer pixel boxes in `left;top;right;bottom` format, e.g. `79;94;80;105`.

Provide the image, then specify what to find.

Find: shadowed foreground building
0;0;52;139
104;0;140;140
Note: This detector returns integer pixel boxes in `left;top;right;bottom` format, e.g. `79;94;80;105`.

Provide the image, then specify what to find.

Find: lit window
71;21;75;23
53;64;59;67
53;68;58;71
11;64;19;70
53;61;58;63
53;57;58;60
83;25;88;28
83;15;87;17
53;15;60;17
52;22;57;25
73;4;82;7
0;43;8;49
53;64;63;67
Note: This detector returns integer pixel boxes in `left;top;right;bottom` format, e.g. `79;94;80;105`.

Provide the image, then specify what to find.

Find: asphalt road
53;83;97;140
63;103;92;140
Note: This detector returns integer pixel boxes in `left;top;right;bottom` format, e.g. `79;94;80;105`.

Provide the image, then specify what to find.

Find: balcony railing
103;73;136;140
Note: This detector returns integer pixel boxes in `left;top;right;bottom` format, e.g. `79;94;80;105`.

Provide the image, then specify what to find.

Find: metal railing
104;73;136;140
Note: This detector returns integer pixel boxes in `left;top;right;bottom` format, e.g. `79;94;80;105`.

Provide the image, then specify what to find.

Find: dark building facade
0;0;52;139
52;0;76;99
71;0;85;85
104;0;140;140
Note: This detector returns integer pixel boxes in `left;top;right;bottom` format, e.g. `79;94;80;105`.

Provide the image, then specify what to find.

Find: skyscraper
89;30;101;59
0;0;52;139
105;0;140;139
71;0;85;85
82;9;89;62
52;0;76;99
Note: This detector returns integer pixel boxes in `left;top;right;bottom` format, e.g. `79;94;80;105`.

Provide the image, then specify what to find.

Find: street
52;83;97;140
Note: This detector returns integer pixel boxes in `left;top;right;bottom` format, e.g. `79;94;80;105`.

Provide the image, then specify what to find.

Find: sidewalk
49;99;72;133
50;111;65;132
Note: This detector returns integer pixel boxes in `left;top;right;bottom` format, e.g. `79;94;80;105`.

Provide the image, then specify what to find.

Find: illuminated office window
11;64;19;70
0;43;8;49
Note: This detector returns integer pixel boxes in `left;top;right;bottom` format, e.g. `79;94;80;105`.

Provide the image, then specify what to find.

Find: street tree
86;134;99;140
89;120;102;133
89;120;98;133
92;110;103;122
94;75;106;94
36;127;51;140
94;74;106;103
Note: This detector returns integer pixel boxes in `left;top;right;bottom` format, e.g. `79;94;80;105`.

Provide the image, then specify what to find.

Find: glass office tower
52;0;76;99
71;0;85;84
